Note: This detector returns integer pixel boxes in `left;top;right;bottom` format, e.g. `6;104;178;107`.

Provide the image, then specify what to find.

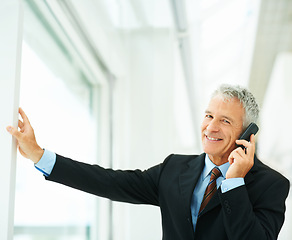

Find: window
14;40;97;240
13;0;101;238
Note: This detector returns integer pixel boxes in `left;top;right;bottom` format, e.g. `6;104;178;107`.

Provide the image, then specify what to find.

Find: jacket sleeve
45;154;171;206
218;176;290;240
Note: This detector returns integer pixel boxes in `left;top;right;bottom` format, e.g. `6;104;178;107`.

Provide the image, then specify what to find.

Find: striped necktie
199;167;222;214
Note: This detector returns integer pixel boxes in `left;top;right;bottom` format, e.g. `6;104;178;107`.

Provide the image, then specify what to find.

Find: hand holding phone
237;123;259;149
226;123;258;179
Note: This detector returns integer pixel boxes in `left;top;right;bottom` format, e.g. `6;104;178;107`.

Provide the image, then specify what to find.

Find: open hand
6;108;43;163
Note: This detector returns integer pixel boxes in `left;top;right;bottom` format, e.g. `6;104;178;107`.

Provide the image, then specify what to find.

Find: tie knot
210;167;221;181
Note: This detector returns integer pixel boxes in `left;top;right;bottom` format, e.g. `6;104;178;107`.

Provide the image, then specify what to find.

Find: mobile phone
237;122;259;149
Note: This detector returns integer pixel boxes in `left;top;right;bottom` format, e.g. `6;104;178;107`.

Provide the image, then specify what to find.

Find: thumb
6;126;22;139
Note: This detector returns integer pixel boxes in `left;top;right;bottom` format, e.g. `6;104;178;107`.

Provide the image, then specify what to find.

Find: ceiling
25;0;292;106
71;0;292;106
249;0;292;105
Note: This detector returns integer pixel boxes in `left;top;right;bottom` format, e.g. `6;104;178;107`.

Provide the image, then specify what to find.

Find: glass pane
14;42;96;240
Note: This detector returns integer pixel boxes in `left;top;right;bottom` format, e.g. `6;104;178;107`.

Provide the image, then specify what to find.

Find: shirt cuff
221;178;245;193
34;149;56;177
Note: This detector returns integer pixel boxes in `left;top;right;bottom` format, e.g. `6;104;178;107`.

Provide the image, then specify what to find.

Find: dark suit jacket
46;153;290;240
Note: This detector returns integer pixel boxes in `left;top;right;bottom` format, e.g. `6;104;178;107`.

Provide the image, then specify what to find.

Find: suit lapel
199;189;220;216
200;155;259;216
178;153;258;218
179;153;205;212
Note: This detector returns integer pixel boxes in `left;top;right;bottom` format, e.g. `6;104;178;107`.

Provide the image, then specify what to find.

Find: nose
206;120;220;132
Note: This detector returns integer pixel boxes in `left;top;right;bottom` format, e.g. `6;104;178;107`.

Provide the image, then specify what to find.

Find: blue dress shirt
35;149;56;177
190;154;244;231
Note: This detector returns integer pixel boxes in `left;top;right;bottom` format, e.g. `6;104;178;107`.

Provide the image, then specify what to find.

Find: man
7;84;290;239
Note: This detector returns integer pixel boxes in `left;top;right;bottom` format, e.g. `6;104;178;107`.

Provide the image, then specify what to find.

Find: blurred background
7;0;292;239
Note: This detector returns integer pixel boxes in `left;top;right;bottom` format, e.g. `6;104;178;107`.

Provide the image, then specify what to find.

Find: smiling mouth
205;135;222;141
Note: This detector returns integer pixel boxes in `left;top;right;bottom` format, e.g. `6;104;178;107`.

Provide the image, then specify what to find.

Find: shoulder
254;155;289;181
160;153;204;171
163;153;203;164
251;155;290;191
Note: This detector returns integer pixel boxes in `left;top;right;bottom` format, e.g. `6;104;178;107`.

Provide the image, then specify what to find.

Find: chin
202;146;219;156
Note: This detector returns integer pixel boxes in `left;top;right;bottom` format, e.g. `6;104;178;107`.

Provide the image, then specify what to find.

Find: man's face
201;95;244;165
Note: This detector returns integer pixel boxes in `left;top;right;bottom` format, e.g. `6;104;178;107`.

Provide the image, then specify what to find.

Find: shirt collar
203;154;230;180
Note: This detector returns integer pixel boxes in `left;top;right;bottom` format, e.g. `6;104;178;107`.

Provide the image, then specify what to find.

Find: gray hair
211;84;259;129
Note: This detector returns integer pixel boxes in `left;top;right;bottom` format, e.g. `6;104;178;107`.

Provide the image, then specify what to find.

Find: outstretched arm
6;108;44;163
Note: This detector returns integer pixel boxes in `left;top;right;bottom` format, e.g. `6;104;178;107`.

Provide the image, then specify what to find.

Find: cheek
201;119;209;130
229;133;240;145
233;127;243;140
201;123;207;137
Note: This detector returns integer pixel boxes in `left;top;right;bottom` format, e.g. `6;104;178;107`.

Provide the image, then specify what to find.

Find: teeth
206;136;221;141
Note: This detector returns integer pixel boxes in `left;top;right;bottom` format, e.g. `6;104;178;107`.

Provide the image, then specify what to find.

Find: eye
205;114;213;119
223;119;230;124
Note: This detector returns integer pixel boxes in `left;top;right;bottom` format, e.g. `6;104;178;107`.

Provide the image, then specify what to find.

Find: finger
229;146;248;161
228;158;234;164
231;150;243;160
19;108;31;125
246;147;255;158
18;120;24;129
236;133;256;146
18;120;25;133
234;147;246;158
249;134;255;146
18;146;28;158
235;139;252;149
6;126;22;140
228;151;240;164
242;133;255;149
246;136;256;156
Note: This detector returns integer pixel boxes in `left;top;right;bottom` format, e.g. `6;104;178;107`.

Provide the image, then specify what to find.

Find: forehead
206;96;244;120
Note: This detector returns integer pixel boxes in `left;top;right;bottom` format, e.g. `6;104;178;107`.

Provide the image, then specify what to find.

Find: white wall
257;52;292;240
112;29;177;240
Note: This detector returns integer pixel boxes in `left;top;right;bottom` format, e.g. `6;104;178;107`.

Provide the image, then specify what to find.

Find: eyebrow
204;110;234;123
